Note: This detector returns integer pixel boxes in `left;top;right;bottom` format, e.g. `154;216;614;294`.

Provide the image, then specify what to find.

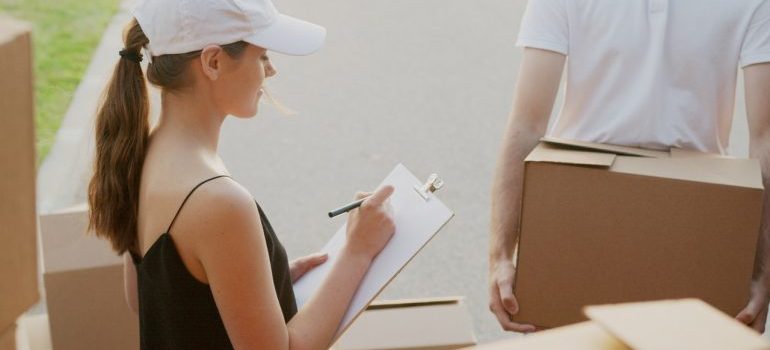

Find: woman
87;0;396;348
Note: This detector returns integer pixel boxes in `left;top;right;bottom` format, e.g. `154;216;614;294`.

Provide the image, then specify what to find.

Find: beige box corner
40;205;139;350
333;297;477;350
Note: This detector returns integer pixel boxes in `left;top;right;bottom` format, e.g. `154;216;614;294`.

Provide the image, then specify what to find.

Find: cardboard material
585;299;770;350
467;322;629;350
467;299;770;350
0;17;39;332
333;297;477;350
0;324;16;350
40;206;139;350
513;138;764;328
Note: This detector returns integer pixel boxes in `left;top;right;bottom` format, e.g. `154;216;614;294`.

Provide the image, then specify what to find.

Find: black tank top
130;175;297;349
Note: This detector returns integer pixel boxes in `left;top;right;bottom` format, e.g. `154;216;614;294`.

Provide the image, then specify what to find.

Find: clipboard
292;163;454;341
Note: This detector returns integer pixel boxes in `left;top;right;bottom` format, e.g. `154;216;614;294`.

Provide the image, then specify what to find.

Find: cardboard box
333;297;477;350
513;137;764;328
0;17;39;332
40;205;139;350
0;324;16;350
466;299;770;350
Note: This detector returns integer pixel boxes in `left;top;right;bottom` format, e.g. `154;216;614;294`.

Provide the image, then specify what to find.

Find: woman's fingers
290;253;329;282
362;185;394;208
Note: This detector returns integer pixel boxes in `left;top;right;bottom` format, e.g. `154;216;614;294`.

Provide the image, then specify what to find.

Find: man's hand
488;259;536;333
740;62;770;334
736;277;770;333
289;252;329;283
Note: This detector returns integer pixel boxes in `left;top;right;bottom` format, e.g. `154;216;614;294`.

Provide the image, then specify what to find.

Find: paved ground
36;0;757;344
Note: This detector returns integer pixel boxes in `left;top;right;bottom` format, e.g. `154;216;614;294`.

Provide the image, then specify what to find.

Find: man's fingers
497;280;519;315
737;306;759;325
363;185;394;207
751;305;769;333
489;283;535;333
490;304;536;333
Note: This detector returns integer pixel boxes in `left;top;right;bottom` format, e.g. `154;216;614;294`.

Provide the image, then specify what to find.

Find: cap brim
244;14;326;56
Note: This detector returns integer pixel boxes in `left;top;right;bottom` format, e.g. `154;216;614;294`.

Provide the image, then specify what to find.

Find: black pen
328;196;371;218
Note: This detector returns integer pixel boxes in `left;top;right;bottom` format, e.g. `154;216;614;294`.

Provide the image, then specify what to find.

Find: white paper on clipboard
292;163;454;341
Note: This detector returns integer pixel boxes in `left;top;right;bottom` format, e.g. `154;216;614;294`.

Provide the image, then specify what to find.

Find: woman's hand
343;186;396;261
289;252;329;283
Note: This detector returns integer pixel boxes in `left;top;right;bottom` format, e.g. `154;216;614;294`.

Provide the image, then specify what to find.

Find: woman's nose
266;64;277;78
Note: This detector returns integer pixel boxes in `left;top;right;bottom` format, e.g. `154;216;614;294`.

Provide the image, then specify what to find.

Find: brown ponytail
88;18;249;255
88;19;149;254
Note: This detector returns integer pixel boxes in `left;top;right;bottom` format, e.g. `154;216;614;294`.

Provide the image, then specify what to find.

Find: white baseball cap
133;0;326;57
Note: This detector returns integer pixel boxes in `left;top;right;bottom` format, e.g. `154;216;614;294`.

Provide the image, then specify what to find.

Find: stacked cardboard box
0;17;39;348
513;137;764;328
334;297;477;350
468;299;770;350
40;205;139;350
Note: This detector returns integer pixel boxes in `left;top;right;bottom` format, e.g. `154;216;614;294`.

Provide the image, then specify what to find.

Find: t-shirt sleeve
740;0;770;67
515;0;569;55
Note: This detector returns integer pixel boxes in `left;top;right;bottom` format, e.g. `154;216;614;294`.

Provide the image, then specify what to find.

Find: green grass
0;0;120;165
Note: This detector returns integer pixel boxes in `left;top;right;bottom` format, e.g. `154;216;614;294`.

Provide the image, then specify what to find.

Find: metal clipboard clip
413;173;444;201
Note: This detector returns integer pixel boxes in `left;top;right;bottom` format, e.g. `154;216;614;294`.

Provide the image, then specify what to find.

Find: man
489;0;770;333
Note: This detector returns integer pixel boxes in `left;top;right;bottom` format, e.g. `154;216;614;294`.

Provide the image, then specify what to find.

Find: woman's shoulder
181;178;268;269
186;176;258;226
167;175;262;243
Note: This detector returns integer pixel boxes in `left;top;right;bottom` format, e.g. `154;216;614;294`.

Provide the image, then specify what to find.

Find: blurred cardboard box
333;297;477;350
513;137;764;328
0;324;16;350
468;299;770;350
0;17;39;332
40;205;139;350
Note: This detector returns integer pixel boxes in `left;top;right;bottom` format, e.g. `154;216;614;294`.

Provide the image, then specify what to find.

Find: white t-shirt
517;0;770;154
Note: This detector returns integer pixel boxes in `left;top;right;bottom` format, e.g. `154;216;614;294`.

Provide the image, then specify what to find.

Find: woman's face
213;44;277;118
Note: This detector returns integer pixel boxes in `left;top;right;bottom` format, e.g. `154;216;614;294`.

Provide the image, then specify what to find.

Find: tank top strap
165;175;231;234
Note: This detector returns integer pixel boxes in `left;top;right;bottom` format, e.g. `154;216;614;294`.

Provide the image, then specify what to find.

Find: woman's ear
199;45;224;81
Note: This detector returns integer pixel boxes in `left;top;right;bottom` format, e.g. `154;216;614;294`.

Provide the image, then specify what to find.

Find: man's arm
737;62;770;332
488;47;565;332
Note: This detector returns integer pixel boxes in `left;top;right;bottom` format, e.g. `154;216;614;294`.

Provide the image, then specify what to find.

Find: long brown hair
88;19;247;254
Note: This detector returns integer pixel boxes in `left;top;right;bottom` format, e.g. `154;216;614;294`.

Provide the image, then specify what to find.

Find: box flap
584;299;770;350
464;322;629;350
40;207;122;273
526;143;617;167
541;137;670;158
669;148;729;159
611;156;764;189
334;297;476;350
